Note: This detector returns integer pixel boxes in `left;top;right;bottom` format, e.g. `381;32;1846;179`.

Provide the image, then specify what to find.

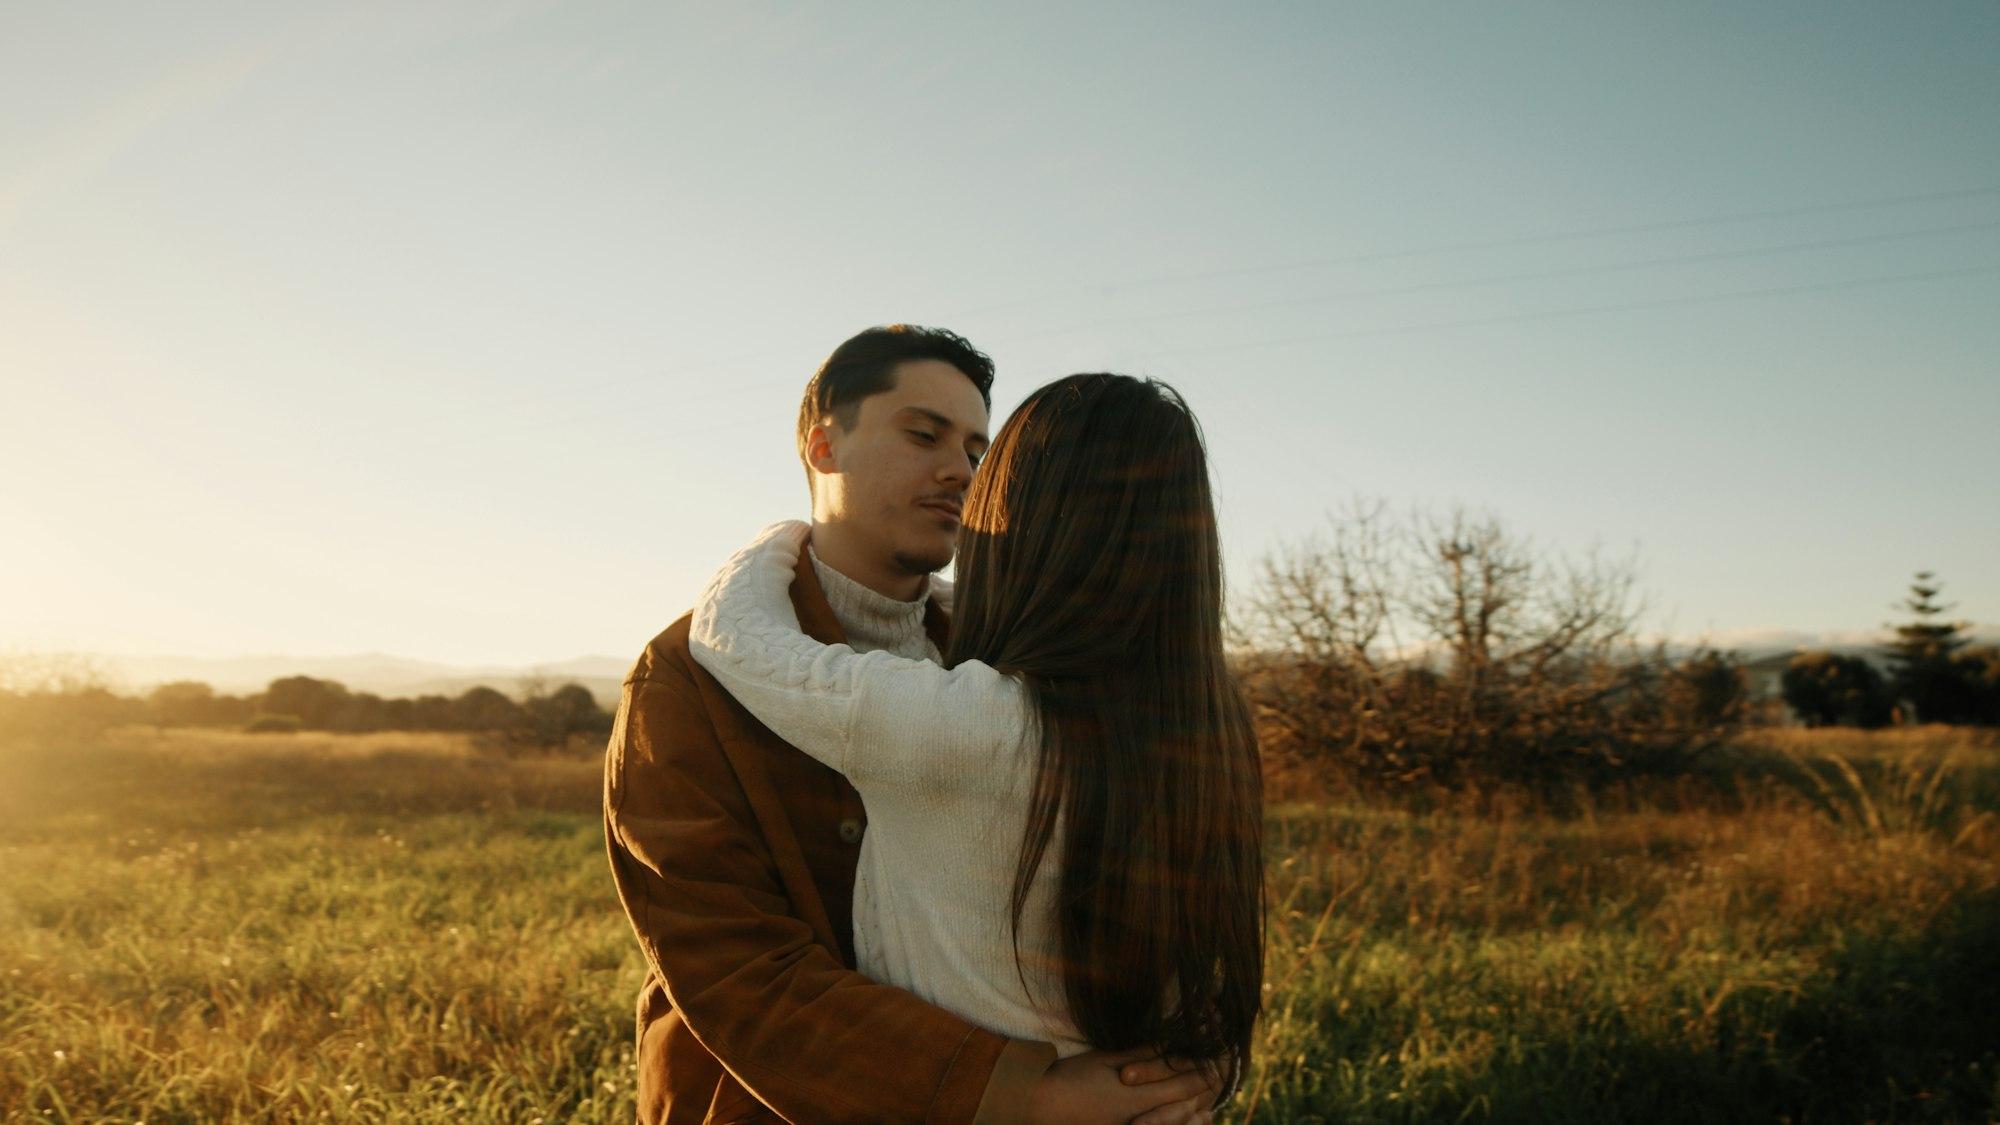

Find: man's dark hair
796;324;996;484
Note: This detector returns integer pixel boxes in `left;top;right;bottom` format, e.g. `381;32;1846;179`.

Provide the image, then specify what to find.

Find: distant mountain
62;623;2000;710
86;652;633;708
526;655;634;681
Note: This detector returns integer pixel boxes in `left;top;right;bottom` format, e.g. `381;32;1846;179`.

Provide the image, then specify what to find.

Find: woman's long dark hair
945;374;1264;1095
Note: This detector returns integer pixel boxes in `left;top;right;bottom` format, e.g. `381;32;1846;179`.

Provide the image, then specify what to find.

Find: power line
1132;262;2000;359
403;256;2000;459
1005;218;2000;340
1098;184;2000;291
282;187;2000;459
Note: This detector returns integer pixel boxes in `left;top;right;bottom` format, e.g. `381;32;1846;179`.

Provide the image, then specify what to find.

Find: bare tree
0;653;136;743
1234;497;1737;790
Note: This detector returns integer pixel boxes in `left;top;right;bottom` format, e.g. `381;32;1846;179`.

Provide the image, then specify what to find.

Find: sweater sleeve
604;650;1058;1123
688;520;1032;790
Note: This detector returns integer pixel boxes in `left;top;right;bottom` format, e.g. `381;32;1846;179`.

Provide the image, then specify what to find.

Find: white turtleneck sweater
805;542;943;664
690;520;1087;1057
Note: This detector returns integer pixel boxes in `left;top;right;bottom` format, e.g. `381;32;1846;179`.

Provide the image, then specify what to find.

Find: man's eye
908;431;936;443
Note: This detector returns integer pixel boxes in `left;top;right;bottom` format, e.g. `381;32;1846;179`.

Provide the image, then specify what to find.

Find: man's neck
807;519;928;602
807;545;938;661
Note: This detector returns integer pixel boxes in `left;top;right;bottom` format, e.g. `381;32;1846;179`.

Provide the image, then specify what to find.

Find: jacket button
837;818;863;845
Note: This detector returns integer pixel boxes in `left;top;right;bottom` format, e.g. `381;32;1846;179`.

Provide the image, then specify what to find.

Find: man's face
811;359;990;576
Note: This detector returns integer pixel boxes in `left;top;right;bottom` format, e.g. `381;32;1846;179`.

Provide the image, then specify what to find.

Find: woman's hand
1121;1054;1220;1125
1027;1047;1219;1125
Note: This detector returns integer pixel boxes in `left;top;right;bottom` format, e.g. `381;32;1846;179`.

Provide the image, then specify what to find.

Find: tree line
5;507;1989;778
1231;499;1995;793
1779;572;2000;729
0;666;614;753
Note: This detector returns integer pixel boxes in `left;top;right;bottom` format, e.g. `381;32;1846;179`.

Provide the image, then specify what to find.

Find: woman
688;374;1264;1102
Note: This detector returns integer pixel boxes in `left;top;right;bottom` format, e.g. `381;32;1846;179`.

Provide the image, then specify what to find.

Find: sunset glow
3;2;1995;670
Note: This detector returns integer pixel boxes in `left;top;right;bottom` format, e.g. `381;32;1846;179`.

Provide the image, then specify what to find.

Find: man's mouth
917;498;962;524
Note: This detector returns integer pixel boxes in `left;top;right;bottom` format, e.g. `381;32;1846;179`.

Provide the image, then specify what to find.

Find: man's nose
937;446;973;486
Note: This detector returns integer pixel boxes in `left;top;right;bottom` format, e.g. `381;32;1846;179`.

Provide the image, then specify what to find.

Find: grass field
3;725;1997;1123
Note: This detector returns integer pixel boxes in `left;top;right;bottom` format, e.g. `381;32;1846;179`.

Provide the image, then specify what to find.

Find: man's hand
1027;1047;1220;1125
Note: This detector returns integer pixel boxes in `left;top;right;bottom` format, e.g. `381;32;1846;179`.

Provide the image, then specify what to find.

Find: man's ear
803;421;840;475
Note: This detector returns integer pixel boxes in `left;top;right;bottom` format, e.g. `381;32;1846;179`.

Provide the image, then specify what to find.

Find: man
604;325;1220;1124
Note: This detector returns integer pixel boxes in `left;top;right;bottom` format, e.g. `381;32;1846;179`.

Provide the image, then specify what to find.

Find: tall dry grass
1;726;635;1122
1241;726;2000;1121
2;724;1996;1122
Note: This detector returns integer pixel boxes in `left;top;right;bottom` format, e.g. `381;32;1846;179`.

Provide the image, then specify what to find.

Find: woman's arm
687;521;1030;789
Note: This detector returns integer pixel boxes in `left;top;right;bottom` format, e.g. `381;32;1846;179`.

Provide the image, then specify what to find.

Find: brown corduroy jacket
604;548;1057;1124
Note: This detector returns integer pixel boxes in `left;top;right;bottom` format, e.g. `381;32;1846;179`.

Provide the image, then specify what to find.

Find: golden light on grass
2;724;1996;1120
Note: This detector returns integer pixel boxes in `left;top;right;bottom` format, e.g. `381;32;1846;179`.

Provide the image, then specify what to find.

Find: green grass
3;726;1997;1122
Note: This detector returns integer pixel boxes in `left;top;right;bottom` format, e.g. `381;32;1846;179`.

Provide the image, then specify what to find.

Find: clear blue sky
3;2;1996;666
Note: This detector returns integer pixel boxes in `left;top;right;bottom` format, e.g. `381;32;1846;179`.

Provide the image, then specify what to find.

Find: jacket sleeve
604;670;1054;1123
688;520;1033;792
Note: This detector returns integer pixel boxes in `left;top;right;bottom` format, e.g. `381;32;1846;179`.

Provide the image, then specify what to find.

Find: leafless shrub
1233;497;1744;792
0;653;138;744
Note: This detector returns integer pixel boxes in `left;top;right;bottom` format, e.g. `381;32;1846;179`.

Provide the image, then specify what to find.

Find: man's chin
891;547;952;577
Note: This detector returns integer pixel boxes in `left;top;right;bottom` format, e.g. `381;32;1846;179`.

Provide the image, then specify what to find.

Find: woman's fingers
1101;1045;1161;1072
1119;1054;1197;1085
1130;1095;1204;1125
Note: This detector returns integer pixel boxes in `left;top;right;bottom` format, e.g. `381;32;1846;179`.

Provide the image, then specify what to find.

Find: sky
2;1;1996;668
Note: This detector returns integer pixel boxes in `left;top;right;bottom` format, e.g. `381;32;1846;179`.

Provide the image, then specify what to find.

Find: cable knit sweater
805;542;944;663
689;520;1088;1057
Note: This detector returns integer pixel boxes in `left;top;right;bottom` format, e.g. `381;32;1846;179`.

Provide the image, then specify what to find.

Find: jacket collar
788;545;848;647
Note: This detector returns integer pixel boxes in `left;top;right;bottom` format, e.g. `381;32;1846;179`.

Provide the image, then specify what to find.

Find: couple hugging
604;325;1264;1125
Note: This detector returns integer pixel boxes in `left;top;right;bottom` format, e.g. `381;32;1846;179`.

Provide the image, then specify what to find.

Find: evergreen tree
1881;571;1974;724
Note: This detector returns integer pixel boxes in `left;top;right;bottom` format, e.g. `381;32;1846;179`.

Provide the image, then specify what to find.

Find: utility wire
1006;218;2000;340
407;256;2000;461
362;184;2000;429
1099;183;2000;290
1133;262;2000;359
278;185;2000;456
